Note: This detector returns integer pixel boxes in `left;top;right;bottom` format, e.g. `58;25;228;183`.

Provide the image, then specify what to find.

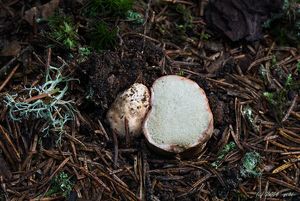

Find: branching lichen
4;63;77;142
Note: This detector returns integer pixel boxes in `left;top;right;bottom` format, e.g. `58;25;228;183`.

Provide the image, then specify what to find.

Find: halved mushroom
143;75;214;157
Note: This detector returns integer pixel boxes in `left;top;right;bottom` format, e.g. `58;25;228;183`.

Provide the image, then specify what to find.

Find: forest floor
0;0;300;200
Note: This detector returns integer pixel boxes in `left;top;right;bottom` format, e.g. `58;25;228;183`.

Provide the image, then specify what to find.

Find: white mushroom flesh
144;75;213;149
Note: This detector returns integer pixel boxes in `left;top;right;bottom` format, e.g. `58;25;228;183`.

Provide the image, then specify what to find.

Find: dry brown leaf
24;0;60;26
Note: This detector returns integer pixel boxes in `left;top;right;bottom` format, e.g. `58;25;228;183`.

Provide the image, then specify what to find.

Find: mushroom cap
107;83;150;137
143;75;214;157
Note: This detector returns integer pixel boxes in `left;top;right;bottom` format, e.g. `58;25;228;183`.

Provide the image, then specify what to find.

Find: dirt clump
78;36;165;117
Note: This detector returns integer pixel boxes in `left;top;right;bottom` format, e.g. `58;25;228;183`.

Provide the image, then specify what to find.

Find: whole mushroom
107;75;214;158
107;83;150;138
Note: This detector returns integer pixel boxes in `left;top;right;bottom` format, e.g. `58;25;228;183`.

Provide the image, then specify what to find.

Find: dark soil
0;0;300;201
78;37;164;117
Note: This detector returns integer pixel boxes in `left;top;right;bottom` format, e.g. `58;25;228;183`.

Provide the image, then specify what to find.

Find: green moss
86;0;133;17
200;32;211;41
126;10;144;24
89;22;117;51
263;71;299;121
285;74;293;87
175;4;193;34
46;172;73;197
263;90;287;121
240;152;261;178
48;13;79;49
265;0;300;46
176;70;184;76
212;141;236;168
271;55;277;67
78;47;92;63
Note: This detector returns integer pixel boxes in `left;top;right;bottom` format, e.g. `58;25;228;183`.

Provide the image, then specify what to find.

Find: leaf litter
0;0;300;200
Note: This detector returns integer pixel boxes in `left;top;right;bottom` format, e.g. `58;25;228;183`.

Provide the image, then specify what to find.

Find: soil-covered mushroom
107;83;150;138
143;75;214;157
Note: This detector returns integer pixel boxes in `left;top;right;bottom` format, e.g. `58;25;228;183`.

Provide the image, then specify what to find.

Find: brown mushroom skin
142;75;214;158
107;83;150;138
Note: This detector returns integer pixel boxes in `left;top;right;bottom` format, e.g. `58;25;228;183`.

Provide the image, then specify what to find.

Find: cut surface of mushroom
143;75;213;155
107;83;150;138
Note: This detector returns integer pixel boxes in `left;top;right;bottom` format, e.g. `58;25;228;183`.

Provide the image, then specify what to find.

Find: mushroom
143;75;214;157
107;83;150;138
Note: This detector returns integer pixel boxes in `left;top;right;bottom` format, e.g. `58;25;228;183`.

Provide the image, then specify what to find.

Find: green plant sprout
4;64;77;142
48;13;79;49
89;22;117;51
240;151;261;178
176;70;184;76
263;0;300;46
175;4;194;34
271;55;277;67
258;65;268;82
263;71;299;121
200;32;211;41
263;91;276;105
46;171;73;198
285;74;293;87
212;141;236;168
284;72;300;90
78;46;92;63
126;10;144;24
263;90;287;121
86;0;133;17
85;86;95;100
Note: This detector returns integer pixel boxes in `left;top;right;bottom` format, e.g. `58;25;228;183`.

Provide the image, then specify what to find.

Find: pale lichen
4;63;77;142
